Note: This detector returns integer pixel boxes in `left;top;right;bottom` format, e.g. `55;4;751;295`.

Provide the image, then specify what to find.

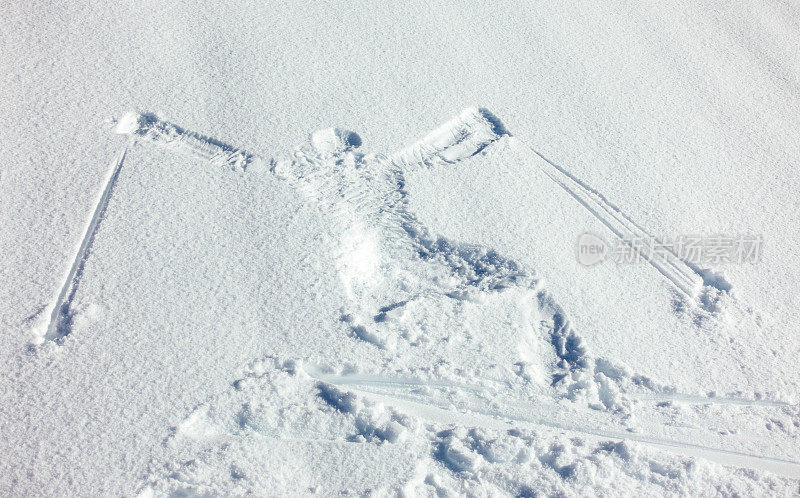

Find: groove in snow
33;147;129;344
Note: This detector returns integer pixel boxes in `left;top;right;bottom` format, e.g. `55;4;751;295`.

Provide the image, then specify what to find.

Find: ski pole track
538;164;701;298
114;111;267;172
527;147;736;311
34;146;129;344
389;106;711;305
34;113;268;346
389;107;729;311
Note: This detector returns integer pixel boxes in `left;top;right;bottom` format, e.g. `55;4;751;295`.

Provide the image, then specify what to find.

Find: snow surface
2;1;800;496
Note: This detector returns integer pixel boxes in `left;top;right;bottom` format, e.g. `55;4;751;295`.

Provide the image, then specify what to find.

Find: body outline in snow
57;107;731;405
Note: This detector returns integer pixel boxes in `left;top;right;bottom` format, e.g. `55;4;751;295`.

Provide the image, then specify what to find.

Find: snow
2;1;800;495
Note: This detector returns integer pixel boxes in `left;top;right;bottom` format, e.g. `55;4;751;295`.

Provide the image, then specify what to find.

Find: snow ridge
390;107;509;170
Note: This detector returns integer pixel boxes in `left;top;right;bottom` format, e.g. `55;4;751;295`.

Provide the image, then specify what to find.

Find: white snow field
2;1;800;496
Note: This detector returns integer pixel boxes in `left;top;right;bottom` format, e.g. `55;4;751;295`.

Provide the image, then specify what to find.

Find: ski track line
114;111;268;172
34;147;129;344
311;374;800;479
35;113;269;345
311;372;791;409
309;371;486;395
630;392;792;408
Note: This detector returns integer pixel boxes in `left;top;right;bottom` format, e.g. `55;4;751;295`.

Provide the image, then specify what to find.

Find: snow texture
2;1;800;496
